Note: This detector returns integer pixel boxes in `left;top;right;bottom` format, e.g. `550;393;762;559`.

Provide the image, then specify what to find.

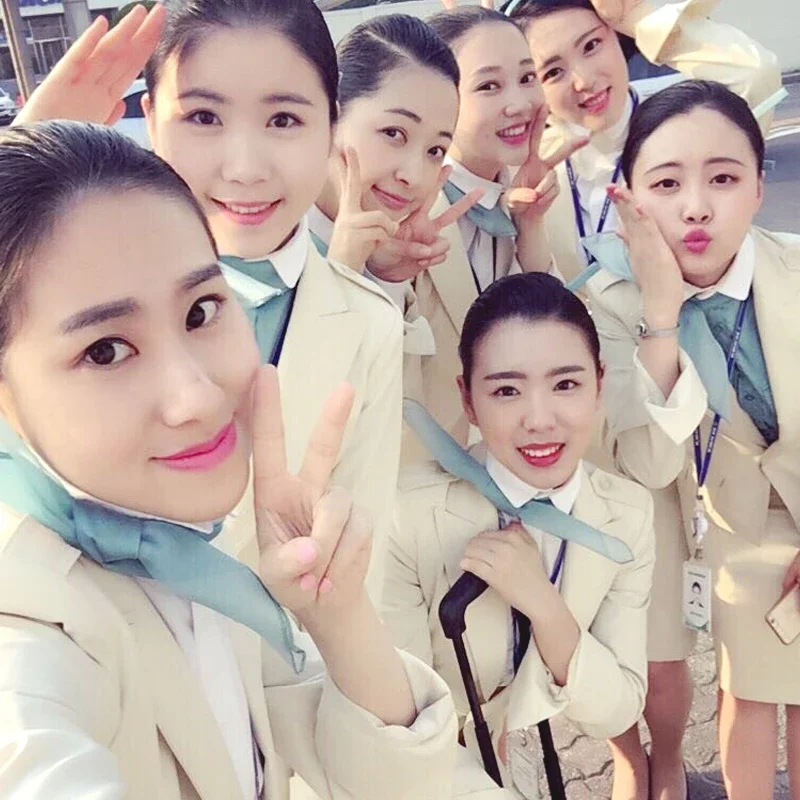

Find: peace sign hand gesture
253;366;371;622
507;104;589;222
368;165;483;283
15;4;165;127
327;148;400;273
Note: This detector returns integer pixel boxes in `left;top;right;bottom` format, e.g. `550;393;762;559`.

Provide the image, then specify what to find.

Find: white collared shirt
220;218;310;307
446;158;520;291
566;94;635;253
486;453;582;685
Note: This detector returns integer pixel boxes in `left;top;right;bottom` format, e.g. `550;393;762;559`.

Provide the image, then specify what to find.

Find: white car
113;78;150;148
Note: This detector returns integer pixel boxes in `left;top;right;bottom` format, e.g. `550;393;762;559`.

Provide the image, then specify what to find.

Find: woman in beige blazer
383;272;655;797
587;81;800;800
509;3;782;793
0;121;476;800
356;6;584;465
15;0;406;600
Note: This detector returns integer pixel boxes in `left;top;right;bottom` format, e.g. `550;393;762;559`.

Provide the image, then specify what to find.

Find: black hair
691;582;702;592
426;6;522;48
503;0;639;63
622;80;766;186
337;14;459;112
459;272;601;389
144;0;339;124
0;121;213;359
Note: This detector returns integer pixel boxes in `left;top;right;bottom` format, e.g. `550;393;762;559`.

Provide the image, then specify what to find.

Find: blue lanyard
692;294;750;488
565;91;639;262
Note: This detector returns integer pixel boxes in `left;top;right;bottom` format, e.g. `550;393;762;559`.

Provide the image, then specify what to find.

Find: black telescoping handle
439;572;503;786
439;571;489;639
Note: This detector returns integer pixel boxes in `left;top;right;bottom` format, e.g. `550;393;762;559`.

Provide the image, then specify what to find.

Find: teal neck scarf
403;399;632;563
0;419;306;672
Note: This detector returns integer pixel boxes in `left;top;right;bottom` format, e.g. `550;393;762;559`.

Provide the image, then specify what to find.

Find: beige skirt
707;503;800;704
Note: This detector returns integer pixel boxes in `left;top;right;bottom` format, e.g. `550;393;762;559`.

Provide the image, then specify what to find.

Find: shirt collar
307;203;336;247
683;233;755;302
486;452;582;515
445;157;507;210
219;218;309;307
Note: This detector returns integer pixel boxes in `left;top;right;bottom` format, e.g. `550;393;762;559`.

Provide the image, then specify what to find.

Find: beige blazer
382;457;655;742
538;0;782;286
0;509;465;800
402;194;517;465
592;227;800;547
230;245;403;598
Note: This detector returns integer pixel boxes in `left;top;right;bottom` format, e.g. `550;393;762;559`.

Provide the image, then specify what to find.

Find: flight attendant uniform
0;503;464;800
221;218;403;599
591;227;800;701
383;447;655;784
537;2;782;661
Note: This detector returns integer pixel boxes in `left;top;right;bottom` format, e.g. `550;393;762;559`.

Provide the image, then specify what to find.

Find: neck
448;144;502;183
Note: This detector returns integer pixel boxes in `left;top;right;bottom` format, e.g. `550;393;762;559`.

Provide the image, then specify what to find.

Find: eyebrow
60;263;223;335
483;365;586;380
177;89;313;107
384;108;453;140
539;25;604;71
644;156;747;175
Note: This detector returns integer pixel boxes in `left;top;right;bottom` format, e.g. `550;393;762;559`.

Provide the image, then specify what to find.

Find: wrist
520;578;562;623
641;304;680;331
300;589;371;644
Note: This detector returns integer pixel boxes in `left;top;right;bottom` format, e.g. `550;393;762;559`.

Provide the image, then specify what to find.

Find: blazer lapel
559;469;618;628
88;566;245;800
435;480;510;701
278;247;367;473
426;192;478;335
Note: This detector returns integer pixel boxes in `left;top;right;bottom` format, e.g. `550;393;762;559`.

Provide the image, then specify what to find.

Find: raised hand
252;366;371;620
590;0;641;26
327;148;400;273
15;4;165;127
368;165;483;283
507;103;589;222
608;184;684;327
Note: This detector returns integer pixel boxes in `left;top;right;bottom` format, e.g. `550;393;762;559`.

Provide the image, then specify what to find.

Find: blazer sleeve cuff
634;347;709;444
314;650;458;798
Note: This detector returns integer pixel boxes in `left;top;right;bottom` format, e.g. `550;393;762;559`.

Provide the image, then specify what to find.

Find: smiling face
523;8;629;133
630;107;763;287
334;64;459;221
0;189;260;523
459;316;602;491
144;25;333;259
447;21;545;180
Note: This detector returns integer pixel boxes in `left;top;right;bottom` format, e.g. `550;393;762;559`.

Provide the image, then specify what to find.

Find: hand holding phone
766;587;800;646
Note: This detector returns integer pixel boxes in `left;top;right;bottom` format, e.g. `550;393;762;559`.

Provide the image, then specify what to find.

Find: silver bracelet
636;317;680;340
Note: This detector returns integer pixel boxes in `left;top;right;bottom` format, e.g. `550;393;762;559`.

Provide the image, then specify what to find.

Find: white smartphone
765;588;800;646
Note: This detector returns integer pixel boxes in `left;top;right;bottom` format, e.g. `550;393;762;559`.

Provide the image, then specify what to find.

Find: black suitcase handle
439;572;566;799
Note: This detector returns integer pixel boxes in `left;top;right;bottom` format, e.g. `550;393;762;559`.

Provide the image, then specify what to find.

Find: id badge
682;560;712;633
508;730;542;800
